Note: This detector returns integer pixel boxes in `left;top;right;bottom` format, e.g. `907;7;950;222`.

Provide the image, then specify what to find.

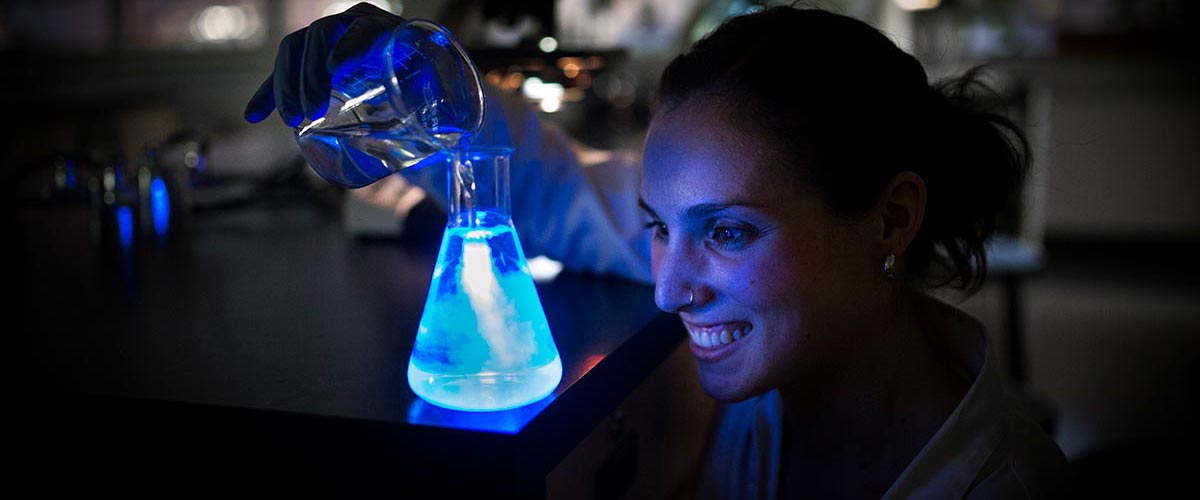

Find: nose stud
687;290;694;306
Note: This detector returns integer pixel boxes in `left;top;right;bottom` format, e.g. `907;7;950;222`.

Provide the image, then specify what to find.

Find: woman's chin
697;370;762;404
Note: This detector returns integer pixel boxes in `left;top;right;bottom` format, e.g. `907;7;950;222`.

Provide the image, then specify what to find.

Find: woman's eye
709;225;752;248
644;221;668;240
712;227;743;242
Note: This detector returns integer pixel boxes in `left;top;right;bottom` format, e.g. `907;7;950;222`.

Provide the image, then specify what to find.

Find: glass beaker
295;19;484;188
408;147;563;412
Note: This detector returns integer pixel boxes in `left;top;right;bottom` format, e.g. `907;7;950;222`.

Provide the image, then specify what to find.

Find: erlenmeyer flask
408;147;562;412
295;19;484;188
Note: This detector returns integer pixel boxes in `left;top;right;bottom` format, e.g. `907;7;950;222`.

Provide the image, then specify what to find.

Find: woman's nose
653;244;700;313
655;283;692;312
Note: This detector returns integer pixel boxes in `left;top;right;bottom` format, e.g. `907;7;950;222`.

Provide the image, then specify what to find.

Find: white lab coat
694;294;1070;499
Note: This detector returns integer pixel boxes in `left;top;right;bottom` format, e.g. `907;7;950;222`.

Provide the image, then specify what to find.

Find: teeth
688;324;752;348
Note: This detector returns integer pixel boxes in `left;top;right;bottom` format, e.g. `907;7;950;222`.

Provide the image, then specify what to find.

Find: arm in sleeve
400;86;653;285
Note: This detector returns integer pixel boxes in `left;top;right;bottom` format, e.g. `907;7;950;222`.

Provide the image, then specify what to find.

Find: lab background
3;0;1198;496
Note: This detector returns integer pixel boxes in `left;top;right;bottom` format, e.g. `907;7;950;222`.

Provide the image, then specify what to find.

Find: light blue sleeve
401;86;653;284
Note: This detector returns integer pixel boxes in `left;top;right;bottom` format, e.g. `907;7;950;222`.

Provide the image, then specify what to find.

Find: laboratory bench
6;194;711;497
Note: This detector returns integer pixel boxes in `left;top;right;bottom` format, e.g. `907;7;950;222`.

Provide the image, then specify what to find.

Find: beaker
295;19;484;188
408;147;563;412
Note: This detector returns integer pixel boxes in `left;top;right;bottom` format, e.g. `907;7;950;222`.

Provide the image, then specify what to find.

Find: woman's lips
682;321;753;362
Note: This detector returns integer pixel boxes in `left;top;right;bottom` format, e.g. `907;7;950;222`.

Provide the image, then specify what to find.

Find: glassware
407;147;563;411
287;18;556;411
294;19;484;188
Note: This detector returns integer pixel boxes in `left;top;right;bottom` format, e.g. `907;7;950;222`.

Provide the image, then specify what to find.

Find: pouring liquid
296;99;465;187
297;97;562;411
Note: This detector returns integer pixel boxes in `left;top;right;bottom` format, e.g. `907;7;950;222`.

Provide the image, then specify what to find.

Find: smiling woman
641;96;892;405
638;7;1066;499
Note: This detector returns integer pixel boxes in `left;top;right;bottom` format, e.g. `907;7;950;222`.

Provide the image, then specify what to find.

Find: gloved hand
240;2;654;284
243;2;403;126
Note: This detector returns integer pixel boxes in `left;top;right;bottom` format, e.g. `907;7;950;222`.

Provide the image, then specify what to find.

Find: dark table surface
6;193;682;494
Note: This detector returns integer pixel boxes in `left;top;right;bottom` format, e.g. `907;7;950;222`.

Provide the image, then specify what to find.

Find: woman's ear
876;171;927;257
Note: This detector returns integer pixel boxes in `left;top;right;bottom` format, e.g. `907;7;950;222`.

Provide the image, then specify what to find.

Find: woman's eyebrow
637;198;659;218
685;201;764;220
639;198;767;220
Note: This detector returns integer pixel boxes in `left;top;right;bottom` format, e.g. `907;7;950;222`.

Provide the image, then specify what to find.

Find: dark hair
657;6;1028;294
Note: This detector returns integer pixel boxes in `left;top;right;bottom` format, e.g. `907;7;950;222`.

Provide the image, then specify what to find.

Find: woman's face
640;96;891;402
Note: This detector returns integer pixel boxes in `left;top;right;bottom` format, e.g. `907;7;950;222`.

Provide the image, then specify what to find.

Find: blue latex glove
243;2;403;126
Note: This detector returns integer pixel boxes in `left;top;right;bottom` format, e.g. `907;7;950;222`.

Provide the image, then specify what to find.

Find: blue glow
116;205;134;250
431;32;450;48
150;178;170;236
408;220;562;412
406;393;555;434
65;159;77;190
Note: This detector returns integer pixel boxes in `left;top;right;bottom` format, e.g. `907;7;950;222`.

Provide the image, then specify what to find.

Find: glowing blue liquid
408;222;562;411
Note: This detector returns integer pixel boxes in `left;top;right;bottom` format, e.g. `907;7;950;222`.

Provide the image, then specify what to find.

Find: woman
246;4;1068;498
644;8;1070;499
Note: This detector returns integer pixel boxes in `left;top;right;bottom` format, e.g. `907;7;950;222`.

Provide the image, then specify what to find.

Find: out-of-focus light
528;255;563;283
485;70;503;87
560;61;580;78
538;36;558;53
539;95;562;113
521;76;545;100
183;140;204;170
55;157;78;191
322;0;397;17
191;5;260;42
117;205;134;250
494;71;528;91
522;77;565;113
501;72;525;91
150;178;170;237
103;168;116;193
895;0;941;11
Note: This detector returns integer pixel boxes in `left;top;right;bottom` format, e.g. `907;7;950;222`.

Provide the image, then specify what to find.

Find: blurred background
3;0;1198;493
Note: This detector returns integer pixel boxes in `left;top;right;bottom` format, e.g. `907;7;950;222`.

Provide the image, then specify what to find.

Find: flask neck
446;147;513;228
